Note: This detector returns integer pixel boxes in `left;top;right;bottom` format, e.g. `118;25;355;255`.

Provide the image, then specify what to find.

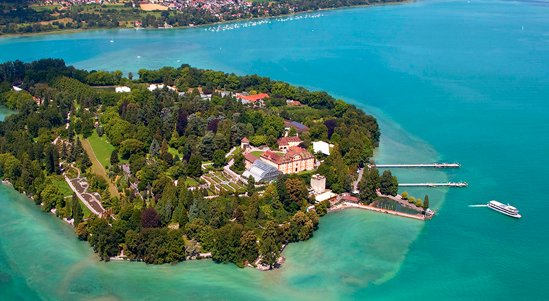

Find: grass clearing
168;147;182;158
81;135;119;197
185;178;198;186
221;184;233;191
87;131;115;168
53;179;73;197
31;5;61;11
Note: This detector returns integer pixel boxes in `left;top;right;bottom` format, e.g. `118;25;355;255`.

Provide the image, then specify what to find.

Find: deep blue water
1;0;548;299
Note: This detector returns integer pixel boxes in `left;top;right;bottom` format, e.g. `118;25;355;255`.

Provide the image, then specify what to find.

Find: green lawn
53;179;73;197
250;151;263;158
221;184;233;191
87;131;116;168
219;175;229;182
31;5;61;11
168;147;182;158
229;182;239;189
251;150;282;158
185;178;198;186
211;176;221;184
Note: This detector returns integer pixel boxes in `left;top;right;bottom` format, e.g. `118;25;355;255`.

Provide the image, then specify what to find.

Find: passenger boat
487;200;521;218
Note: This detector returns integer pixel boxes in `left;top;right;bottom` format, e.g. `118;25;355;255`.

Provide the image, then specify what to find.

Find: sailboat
110;38;114;43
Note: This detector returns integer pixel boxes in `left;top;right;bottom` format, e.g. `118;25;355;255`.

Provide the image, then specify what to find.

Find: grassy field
87;131;115;168
30;5;61;11
168;147;182;158
221;184;233;191
185;178;198;186
251;151;282;158
53;179;73;197
81;136;119;197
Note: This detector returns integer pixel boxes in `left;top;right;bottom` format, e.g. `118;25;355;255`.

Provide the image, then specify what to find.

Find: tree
380;170;395;196
314;201;327;216
72;193;84;225
141;207;161;228
212;149;227;168
423;195;429;209
285;178;305;213
188;154;203;177
149;138;160;157
232;152;245;173
260;221;279;269
75;222;89;240
247;176;256;196
110;149;119;166
240;231;259;264
128;72;133;80
176;109;188;137
288;126;297;137
401;191;408;200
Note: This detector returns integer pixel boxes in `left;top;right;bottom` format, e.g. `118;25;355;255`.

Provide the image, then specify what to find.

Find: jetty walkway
329;202;426;221
372;163;461;168
398;182;468;187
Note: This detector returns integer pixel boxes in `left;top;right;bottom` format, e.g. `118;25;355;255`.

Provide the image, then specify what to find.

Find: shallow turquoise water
1;0;548;299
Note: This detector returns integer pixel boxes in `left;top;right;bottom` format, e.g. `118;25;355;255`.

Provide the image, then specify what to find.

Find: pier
373;163;461;168
399;182;468;187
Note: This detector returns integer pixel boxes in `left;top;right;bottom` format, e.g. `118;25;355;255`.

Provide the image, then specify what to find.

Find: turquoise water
1;0;548;299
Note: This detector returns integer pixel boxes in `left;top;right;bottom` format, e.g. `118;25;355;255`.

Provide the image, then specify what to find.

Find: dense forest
0;0;406;35
0;58;385;267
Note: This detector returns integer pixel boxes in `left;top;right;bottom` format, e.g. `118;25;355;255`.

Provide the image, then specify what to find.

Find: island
0;0;409;37
0;58;427;269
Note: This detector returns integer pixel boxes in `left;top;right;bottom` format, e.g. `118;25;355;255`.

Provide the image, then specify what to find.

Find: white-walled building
312;141;333;156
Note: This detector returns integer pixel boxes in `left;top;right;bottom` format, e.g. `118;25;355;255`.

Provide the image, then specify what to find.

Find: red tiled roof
241;137;249;143
245;153;258;163
277;136;302;146
239;93;270;103
261;146;313;165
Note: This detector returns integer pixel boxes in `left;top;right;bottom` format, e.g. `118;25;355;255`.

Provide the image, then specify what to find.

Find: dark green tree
247;176;256;196
110;149;119;166
423;195;430;210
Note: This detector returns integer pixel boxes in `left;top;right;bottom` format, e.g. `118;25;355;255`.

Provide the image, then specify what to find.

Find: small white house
115;86;131;93
313;141;333;156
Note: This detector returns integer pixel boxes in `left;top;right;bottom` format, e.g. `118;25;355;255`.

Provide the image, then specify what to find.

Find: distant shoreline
0;0;415;39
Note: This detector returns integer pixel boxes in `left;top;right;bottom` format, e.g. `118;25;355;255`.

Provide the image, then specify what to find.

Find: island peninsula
0;59;429;268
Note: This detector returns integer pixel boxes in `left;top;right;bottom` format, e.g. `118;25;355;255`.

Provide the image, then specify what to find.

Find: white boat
487;200;521;218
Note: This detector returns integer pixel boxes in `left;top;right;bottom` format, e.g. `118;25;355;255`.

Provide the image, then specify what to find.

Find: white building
311;174;326;194
115;86;131;93
312;141;333;156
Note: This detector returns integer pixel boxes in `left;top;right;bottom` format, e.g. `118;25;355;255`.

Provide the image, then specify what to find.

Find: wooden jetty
398;182;468;187
373;163;461;168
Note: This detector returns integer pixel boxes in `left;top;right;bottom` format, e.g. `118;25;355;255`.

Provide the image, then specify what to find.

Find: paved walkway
64;172;104;215
353;167;364;193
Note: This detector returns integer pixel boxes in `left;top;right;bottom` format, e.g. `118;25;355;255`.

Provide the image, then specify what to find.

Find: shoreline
0;0;416;39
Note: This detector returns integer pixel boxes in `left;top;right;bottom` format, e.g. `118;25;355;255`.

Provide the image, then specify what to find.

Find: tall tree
260;221;279;269
247;176;256;196
149;138;160;157
240;231;259;264
72;193;84;225
423;195;430;210
176;109;188;137
140;207;161;228
110;149;119;166
188;154;203;178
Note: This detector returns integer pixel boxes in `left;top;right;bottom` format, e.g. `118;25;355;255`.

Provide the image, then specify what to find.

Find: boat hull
488;204;521;218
